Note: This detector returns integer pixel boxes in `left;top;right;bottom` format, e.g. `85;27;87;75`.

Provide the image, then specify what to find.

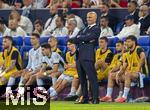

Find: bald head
139;5;149;17
87;12;97;25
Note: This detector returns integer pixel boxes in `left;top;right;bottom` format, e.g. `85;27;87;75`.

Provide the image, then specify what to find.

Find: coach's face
87;12;97;25
126;39;133;49
99;39;107;49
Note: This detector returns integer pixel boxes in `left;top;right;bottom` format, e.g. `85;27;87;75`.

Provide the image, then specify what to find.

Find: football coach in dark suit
70;12;100;104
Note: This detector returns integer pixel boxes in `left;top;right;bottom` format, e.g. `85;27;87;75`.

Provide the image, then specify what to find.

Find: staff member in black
70;12;100;104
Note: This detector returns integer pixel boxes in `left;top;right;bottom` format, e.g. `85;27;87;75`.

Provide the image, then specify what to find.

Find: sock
18;87;25;95
7;77;16;87
48;87;55;94
52;77;57;85
122;87;130;99
19;76;24;87
118;91;123;98
69;87;76;96
106;87;113;97
50;89;57;97
6;87;12;93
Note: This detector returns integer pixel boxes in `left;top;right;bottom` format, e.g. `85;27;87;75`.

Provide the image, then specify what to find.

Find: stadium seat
108;37;119;47
109;47;116;54
0;37;3;46
40;37;49;44
20;46;32;68
57;37;68;46
13;36;23;47
114;22;124;34
58;45;67;54
0;46;3;52
24;37;31;46
138;37;150;46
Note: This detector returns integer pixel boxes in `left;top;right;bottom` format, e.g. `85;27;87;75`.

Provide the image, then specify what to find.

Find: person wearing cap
116;15;140;39
0;18;9;36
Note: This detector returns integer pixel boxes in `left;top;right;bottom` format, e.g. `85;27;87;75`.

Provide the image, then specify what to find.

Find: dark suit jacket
71;24;100;61
139;14;150;35
130;10;139;24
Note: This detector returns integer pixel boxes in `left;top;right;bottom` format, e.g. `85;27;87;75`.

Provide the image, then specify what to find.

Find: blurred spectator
43;5;58;35
90;0;103;8
99;16;114;37
127;1;139;24
33;19;44;35
82;0;91;8
22;0;33;17
66;18;80;38
0;0;10;9
65;8;85;30
100;3;118;32
71;0;81;8
52;16;68;37
32;0;48;8
142;0;150;7
117;15;140;39
47;0;63;8
4;0;23;8
9;10;33;35
138;5;150;35
0;18;9;36
3;18;26;37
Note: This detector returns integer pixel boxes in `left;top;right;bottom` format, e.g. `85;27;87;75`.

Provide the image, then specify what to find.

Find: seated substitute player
48;36;63;57
48;41;79;100
0;36;22;85
100;40;127;102
95;37;113;82
6;33;43;95
35;43;64;91
115;35;149;103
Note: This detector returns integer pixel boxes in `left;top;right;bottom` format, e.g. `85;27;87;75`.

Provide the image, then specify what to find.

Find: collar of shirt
88;23;96;29
130;10;136;15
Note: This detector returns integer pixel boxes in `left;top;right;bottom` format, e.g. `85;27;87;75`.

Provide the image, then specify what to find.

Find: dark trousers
77;60;99;101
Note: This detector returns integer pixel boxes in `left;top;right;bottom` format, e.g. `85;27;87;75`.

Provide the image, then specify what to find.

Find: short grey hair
68;18;77;26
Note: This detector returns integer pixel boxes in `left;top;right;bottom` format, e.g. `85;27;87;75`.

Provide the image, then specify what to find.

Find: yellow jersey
126;46;149;76
110;53;122;69
64;51;78;78
96;48;113;81
3;46;23;71
96;48;113;64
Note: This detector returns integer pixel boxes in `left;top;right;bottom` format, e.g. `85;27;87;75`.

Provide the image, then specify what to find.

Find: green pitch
50;101;150;110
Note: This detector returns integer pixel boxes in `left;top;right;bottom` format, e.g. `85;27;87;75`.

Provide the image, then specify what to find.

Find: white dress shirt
116;24;140;39
19;16;33;34
3;27;26;37
33;0;47;9
52;27;68;37
43;14;58;35
68;27;80;38
100;26;114;37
